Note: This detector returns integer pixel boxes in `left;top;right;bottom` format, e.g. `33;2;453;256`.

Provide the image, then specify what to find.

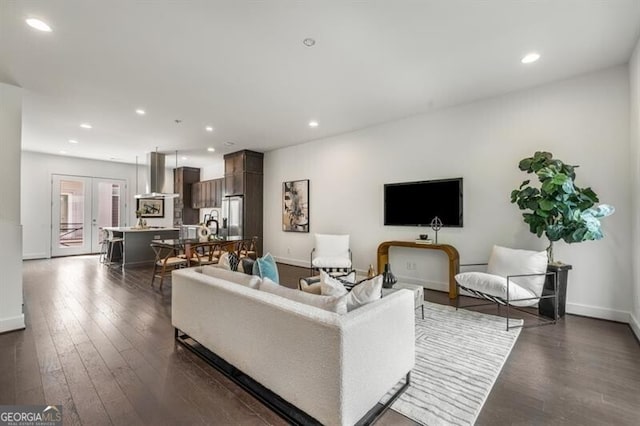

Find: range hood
134;151;179;199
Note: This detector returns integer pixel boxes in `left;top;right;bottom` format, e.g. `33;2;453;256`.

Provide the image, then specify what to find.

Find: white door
51;175;126;257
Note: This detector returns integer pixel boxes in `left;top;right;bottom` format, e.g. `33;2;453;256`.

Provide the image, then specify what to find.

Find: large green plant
510;151;614;263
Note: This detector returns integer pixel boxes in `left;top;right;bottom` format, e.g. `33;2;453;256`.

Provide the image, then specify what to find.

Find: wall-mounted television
384;178;463;227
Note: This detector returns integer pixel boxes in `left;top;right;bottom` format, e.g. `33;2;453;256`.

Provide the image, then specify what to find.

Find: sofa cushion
253;252;279;283
202;265;261;289
487;245;548;297
260;278;347;314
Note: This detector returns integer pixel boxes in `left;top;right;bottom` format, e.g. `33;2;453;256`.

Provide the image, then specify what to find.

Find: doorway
51;175;127;257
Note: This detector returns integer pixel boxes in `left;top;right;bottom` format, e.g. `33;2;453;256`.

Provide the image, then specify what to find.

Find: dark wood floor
2;256;639;426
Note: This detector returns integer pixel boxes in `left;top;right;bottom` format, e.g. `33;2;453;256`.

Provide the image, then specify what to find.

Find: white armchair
454;245;557;330
310;233;352;274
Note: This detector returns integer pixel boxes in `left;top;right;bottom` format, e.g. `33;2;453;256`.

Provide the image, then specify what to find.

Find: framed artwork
283;179;309;232
136;198;164;218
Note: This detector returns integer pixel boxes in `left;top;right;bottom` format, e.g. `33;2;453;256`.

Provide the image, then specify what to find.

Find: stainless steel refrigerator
221;195;243;238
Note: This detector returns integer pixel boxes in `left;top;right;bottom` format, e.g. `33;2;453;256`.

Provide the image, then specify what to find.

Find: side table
382;282;424;319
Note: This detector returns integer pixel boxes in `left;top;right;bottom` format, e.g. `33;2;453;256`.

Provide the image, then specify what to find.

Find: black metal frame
175;328;410;425
455;263;558;331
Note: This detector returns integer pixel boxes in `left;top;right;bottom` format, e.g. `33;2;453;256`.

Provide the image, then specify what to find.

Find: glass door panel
52;176;92;256
91;180;125;253
51;175;126;257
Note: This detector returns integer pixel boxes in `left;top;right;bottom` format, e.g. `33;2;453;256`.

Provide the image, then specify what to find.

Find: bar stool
105;229;124;265
98;228;109;263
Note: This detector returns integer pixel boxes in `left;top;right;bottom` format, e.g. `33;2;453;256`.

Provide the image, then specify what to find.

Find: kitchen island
103;227;180;266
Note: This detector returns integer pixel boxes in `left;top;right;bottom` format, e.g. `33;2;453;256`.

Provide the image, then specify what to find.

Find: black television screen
384;178;463;227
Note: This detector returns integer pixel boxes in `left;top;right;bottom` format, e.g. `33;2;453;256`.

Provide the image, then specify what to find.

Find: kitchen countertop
103;226;180;233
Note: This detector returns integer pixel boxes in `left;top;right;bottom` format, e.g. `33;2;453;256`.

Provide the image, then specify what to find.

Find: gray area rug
384;302;523;426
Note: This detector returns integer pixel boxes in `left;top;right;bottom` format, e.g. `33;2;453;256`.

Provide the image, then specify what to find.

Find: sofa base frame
175;327;410;426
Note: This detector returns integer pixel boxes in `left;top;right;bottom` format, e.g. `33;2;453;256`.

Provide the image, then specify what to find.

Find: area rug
383;302;523;426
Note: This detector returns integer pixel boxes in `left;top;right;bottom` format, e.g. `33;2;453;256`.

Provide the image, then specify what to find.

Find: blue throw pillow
253;252;279;283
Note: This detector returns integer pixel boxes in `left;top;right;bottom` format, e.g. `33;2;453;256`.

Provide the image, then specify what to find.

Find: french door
51;175;127;257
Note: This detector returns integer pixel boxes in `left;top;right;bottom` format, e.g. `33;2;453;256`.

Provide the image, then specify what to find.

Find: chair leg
151;263;158;288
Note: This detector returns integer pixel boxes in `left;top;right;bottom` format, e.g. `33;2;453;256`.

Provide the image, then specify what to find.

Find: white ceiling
1;1;639;168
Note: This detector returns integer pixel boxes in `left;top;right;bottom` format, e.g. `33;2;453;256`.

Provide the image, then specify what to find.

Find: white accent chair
310;233;352;274
454;245;557;330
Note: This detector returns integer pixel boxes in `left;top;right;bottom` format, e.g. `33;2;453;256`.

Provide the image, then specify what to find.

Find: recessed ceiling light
181;156;188;160
207;147;215;152
68;139;78;144
80;123;92;129
308;120;319;128
59;150;67;154
521;52;540;64
26;18;52;32
205;126;214;132
303;38;316;47
135;109;146;115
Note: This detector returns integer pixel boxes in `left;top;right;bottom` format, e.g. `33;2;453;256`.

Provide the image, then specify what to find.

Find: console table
377;241;460;299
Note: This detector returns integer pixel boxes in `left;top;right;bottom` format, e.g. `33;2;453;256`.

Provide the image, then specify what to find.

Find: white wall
629;38;640;338
264;66;632;322
21;151;174;259
0;82;24;333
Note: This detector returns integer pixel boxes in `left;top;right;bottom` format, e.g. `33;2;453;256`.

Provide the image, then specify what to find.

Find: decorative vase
367;264;376;279
382;263;397;288
136;217;144;228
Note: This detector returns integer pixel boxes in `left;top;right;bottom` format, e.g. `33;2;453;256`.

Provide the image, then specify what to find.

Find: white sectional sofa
171;266;415;426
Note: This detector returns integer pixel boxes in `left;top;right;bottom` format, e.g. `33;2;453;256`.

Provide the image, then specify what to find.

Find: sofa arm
338;289;415;425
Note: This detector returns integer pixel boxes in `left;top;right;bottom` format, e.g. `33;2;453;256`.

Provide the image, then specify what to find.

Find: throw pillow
218;251;240;271
240;258;255;275
201;265;261;289
260;278;347;314
487;245;547;297
299;276;322;294
345;274;383;311
252;252;280;283
320;270;348;298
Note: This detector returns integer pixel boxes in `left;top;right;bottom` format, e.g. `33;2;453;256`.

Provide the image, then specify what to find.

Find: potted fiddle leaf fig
510;151;615;318
510;151;614;263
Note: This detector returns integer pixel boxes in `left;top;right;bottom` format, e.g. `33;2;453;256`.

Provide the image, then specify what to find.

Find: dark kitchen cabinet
224;150;263;255
174;167;200;225
191;178;224;209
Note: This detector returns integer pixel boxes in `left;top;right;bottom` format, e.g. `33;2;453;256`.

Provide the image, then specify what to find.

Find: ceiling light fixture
59;150;67;154
135;109;146;115
521;52;540;64
303;38;316;47
207;147;215;152
205;126;214;132
68;139;78;144
308;120;319;128
26;18;52;32
80;123;92;129
181;156;188;160
224;141;235;147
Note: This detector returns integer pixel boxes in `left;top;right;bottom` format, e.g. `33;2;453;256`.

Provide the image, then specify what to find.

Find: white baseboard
273;256;310;269
23;252;48;260
0;314;25;333
630;312;640;341
565;302;630;323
